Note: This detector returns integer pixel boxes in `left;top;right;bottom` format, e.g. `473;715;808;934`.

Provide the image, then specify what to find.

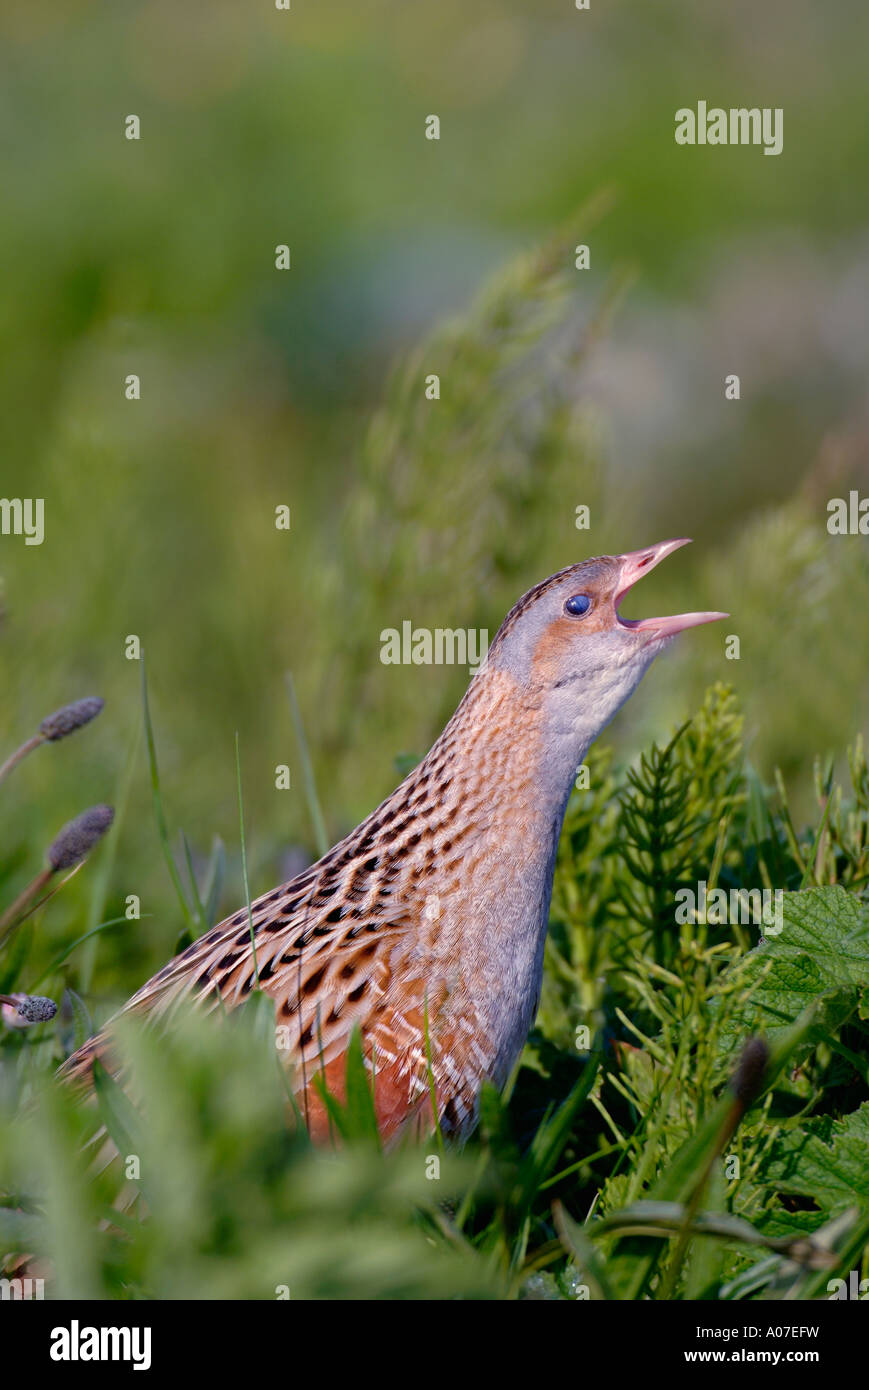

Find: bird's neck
397;666;594;1077
420;666;594;867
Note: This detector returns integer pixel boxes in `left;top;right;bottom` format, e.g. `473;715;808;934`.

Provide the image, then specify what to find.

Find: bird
60;539;725;1142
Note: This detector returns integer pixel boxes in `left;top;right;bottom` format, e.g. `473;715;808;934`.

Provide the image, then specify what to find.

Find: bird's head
486;538;727;741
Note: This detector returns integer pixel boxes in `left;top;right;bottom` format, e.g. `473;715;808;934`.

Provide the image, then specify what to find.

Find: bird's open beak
614;538;728;638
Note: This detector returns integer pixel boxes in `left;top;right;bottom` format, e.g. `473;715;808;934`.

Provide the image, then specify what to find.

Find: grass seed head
16;994;58;1023
39;696;105;742
48;804;114;872
0;992;58;1026
731;1035;770;1108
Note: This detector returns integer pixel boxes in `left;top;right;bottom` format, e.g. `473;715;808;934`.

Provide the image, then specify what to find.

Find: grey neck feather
534;645;660;833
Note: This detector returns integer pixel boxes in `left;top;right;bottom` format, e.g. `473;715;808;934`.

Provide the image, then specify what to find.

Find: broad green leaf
717;886;869;1056
759;1102;869;1214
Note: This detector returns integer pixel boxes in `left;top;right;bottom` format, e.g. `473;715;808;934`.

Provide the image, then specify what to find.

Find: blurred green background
1;0;867;1009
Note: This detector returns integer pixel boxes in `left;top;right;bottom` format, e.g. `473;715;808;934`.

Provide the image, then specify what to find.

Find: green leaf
141;656;196;932
683;1159;728;1299
717;886;869;1057
554;1200;616;1300
309;1026;381;1146
760;1102;869;1214
62;987;93;1052
285;671;328;859
181;830;206;930
343;1028;381;1144
202;835;226;928
517;1058;599;1210
92;1059;142;1170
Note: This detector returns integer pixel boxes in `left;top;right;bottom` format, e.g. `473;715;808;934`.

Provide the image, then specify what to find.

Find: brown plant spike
60;543;726;1143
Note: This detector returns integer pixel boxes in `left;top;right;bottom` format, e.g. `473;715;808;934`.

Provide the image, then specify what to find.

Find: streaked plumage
60;540;725;1141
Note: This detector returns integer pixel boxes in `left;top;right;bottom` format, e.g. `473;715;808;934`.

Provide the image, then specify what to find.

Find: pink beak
614;538;728;638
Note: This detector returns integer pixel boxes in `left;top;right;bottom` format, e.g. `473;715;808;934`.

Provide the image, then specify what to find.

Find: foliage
1;681;868;1300
1;3;868;1303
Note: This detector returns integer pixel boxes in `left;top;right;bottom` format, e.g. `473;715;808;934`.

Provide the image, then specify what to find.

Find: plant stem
0;734;43;787
0;867;52;946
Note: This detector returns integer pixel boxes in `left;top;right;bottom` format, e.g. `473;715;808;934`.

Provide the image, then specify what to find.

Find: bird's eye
564;593;592;617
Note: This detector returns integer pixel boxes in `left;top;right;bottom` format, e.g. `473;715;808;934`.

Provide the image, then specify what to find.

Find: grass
0;3;867;1303
0;675;867;1300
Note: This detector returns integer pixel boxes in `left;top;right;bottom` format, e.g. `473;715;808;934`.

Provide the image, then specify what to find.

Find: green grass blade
235;731;259;987
284;671;328;858
141;657;195;932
